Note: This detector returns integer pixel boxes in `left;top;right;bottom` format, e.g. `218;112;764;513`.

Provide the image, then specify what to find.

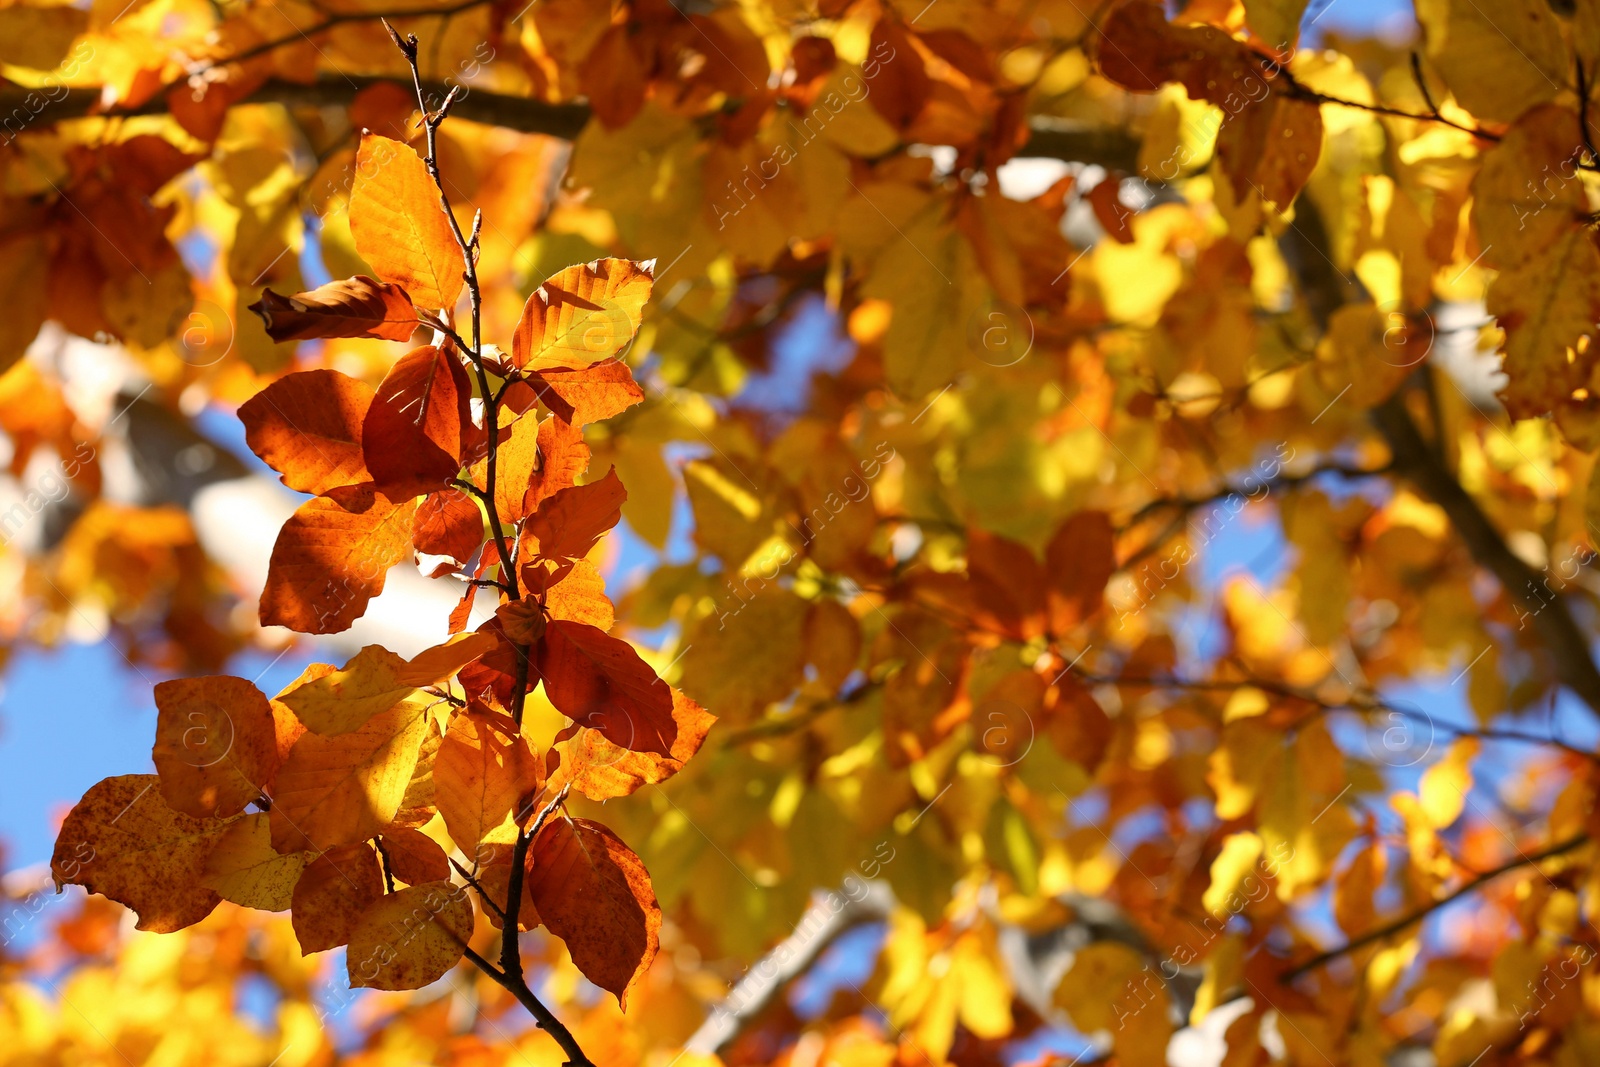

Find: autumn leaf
379;827;452;885
347;881;475;990
201;813;308;911
524;556;614;631
525;359;645;426
511;259;653;370
1045;510;1116;634
551;687;715;801
260;484;420;635
51;775;231;933
268;703;430;852
525;467;626;560
349;133;465;310
362;345;472;498
152;675;280;818
278;635;494;735
537;621;678;756
435;710;544;848
291;843;385;954
414;487;484;563
248;276;419;342
239;369;374;496
526;817;661;1007
1473;105;1600;420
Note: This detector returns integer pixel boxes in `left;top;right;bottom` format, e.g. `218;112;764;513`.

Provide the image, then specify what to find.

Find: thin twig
383;24;587;1067
1281;832;1590;981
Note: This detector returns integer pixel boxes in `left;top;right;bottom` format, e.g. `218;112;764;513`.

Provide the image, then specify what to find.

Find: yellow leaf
268;704;430;852
1419;738;1478;828
1203;831;1264;917
347;881;474;990
201;813;308;911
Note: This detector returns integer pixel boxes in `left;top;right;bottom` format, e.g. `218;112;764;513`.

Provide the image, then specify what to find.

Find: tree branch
5;79;1138;166
1373;390;1600;717
1280;832;1590;982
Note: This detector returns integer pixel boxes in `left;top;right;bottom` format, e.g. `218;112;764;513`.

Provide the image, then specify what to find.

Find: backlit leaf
537;621;678;757
51;775;230;933
349;134;464;310
347;881;474;990
268;703;430;852
239;370;374;496
527;817;661;1007
152;675;280;818
511;259;653;370
260;484;419;635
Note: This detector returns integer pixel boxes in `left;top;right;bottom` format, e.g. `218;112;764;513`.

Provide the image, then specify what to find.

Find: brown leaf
1045;510;1115;635
268;703;431;852
379;827;452;885
347;881;475;990
248;276;419;342
511;259;653;370
239;370;374;496
363;345;472;499
152;675;280;818
349;133;465;310
291;842;384;954
260;484;419;635
51;774;229;933
551;688;715;802
1087;179;1134;244
967;528;1047;641
525;467;626;560
526;817;661;1007
435;710;544;848
536;621;677;757
525;359;645;426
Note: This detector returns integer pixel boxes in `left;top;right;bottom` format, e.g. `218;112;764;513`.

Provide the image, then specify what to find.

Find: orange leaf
536;621;677;756
1045;510;1115;635
526;415;590;515
363;345;471;499
551;687;715;802
239;370;373;496
578;26;650;129
260;484;419;635
967;528;1046;641
525;467;626;560
434;710;543;848
51;774;229;933
347;881;474;990
291;842;384;953
152;676;280;818
248;276;419;342
473;411;542;526
526;817;661;1007
511;259;653;370
349;133;464;310
379;826;452;885
525;359;645;426
524;556;614;631
268;702;431;852
413;487;483;563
